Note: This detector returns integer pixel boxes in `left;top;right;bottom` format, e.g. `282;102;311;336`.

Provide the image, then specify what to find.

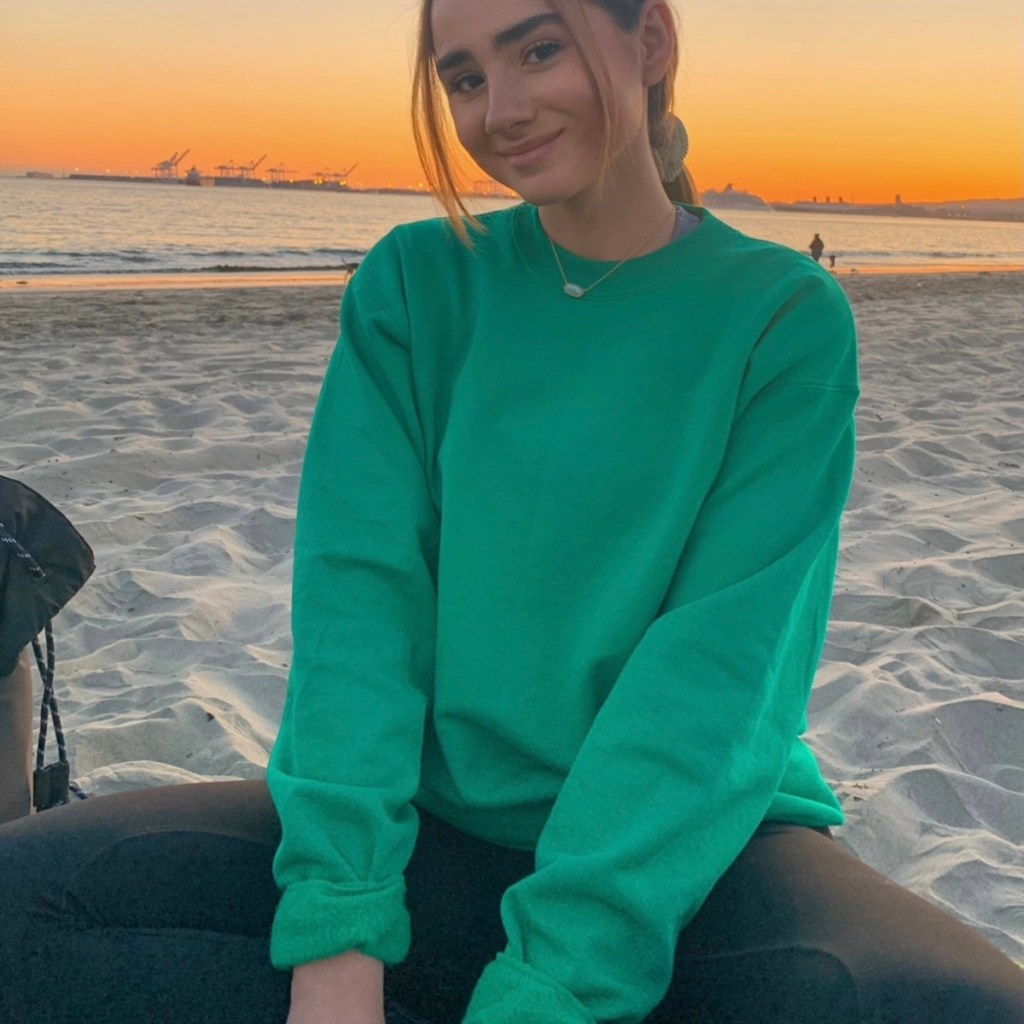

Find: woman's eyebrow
435;13;564;74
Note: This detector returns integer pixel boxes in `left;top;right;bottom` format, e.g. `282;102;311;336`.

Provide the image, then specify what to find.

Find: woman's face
430;0;650;208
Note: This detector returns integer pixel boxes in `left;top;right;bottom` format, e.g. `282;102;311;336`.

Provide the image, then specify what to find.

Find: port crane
313;163;359;187
240;155;267;181
213;155;267;182
152;149;190;179
267;164;297;184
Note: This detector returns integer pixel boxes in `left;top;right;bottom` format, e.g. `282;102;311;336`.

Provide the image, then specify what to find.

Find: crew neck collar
510;201;723;300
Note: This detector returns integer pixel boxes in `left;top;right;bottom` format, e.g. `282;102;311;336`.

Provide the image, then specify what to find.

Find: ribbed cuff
270;875;410;968
463;952;595;1024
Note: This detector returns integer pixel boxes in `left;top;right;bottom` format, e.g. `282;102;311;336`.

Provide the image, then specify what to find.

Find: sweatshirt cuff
269;876;410;969
463;952;595;1024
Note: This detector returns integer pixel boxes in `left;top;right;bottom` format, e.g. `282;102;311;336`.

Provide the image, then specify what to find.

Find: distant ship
184;166;214;187
702;183;772;211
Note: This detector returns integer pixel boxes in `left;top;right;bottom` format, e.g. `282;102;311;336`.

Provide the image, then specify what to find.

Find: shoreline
0;270;352;294
832;262;1024;277
2;263;1022;294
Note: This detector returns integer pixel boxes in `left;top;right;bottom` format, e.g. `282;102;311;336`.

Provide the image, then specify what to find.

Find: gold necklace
546;207;676;299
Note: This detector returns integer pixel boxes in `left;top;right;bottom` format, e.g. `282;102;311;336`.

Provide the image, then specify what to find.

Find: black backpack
0;475;95;816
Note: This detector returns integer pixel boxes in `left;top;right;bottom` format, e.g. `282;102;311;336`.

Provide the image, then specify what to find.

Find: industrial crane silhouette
313;163;360;188
152;149;190;179
240;155;267;180
267;164;297;184
214;155;267;183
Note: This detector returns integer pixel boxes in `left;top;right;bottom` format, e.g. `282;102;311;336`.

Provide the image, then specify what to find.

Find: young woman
1;2;1021;1023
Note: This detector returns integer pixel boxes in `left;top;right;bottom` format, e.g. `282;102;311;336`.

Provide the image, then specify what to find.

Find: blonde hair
412;0;699;242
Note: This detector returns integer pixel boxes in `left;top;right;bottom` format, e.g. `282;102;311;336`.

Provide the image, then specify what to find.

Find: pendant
563;282;585;298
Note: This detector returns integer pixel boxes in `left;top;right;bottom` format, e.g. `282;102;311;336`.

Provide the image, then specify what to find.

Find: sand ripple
1;285;337;794
815;272;1024;960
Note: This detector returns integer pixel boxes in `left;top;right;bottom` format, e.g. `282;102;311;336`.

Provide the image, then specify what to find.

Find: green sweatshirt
267;202;859;1024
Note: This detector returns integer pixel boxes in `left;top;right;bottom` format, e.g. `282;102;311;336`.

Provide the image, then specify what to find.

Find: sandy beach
1;270;1021;963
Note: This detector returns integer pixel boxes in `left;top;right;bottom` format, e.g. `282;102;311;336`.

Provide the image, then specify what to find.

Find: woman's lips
501;131;561;169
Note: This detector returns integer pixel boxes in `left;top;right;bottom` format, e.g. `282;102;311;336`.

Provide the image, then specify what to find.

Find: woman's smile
498;130;563;169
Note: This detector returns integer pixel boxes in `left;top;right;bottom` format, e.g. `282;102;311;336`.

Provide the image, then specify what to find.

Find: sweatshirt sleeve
463;271;859;1024
267;245;438;970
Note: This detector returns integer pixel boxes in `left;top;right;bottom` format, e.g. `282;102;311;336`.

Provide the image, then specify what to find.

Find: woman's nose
484;73;534;135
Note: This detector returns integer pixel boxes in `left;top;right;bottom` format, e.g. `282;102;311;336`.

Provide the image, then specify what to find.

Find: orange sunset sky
3;0;1022;203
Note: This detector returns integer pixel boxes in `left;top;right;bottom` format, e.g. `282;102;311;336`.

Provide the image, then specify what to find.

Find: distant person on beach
2;3;1022;1024
810;232;825;261
829;253;837;269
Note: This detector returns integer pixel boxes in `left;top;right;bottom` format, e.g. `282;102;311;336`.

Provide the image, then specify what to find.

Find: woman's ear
639;1;676;86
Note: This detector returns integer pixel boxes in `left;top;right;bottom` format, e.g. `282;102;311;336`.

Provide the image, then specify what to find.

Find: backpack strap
0;519;47;580
31;621;84;811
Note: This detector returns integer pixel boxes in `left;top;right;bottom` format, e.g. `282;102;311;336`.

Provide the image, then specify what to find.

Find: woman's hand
286;949;386;1024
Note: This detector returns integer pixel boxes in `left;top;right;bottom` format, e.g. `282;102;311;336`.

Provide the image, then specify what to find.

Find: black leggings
0;781;1020;1024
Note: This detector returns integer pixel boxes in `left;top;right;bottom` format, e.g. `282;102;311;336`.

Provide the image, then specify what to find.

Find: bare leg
0;647;34;824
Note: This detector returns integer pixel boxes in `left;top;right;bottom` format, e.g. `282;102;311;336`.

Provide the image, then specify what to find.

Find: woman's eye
525;40;563;64
449;72;484;95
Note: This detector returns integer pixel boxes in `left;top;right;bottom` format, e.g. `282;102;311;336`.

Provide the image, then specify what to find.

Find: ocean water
0;176;1021;278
